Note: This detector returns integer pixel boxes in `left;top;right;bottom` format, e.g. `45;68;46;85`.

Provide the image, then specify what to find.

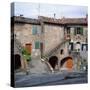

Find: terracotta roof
12;16;40;25
12;16;87;25
38;16;87;25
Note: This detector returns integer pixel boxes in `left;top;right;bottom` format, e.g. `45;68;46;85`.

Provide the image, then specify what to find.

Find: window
82;44;88;51
74;27;83;35
32;25;42;35
32;26;37;35
74;28;77;35
35;41;40;49
77;27;80;34
80;27;83;35
69;42;73;51
67;27;70;34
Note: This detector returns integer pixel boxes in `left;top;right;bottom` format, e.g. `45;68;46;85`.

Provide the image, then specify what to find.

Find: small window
74;28;77;35
69;42;73;51
60;49;64;54
80;27;83;35
67;27;70;34
35;41;40;49
77;27;81;34
32;26;37;35
74;27;83;35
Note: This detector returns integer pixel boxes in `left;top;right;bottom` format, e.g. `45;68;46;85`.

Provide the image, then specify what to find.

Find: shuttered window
32;26;37;35
80;27;83;35
35;41;40;49
67;27;70;34
74;28;77;35
32;26;42;35
74;27;83;35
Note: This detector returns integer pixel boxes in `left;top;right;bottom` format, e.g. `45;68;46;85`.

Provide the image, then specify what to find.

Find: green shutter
35;41;40;49
32;26;37;35
80;27;83;35
74;28;76;35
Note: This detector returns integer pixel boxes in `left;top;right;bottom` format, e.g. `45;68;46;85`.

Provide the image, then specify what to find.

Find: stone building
63;18;88;52
11;15;88;72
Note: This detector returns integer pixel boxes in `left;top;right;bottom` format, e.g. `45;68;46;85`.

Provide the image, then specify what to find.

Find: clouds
14;2;88;18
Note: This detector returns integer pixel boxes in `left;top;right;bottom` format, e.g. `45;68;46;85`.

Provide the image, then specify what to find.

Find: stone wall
70;26;88;43
44;24;64;54
14;23;42;58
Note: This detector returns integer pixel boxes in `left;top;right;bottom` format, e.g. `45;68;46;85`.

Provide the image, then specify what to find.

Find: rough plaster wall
14;24;33;45
14;23;41;58
44;24;64;54
14;40;20;55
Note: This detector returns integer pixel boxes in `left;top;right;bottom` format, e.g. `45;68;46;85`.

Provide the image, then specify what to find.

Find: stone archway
60;56;73;70
49;56;58;69
14;54;21;70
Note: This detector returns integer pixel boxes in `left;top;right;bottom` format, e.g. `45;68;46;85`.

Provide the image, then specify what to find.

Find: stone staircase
43;39;70;60
40;39;70;73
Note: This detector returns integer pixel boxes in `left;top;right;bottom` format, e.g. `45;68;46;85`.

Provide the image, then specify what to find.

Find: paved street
15;51;88;87
15;71;88;87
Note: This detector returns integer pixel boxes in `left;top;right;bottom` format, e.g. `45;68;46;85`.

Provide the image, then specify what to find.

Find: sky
12;2;88;19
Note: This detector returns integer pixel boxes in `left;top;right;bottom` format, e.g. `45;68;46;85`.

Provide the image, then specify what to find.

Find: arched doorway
49;56;58;69
75;42;81;52
14;54;21;70
60;56;73;70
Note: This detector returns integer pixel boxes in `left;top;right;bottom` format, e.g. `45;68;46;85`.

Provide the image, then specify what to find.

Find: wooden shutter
32;26;37;35
80;27;83;35
25;43;32;54
35;41;40;49
74;28;77;35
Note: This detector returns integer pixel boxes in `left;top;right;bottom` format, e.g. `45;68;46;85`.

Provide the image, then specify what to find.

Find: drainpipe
40;20;44;58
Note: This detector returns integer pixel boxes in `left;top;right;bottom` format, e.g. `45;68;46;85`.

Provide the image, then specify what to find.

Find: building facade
11;16;88;72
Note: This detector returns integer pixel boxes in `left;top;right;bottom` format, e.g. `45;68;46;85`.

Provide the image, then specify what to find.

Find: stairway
43;39;70;59
40;39;70;72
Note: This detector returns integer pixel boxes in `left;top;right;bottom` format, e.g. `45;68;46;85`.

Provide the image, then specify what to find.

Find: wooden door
25;43;32;54
66;58;73;70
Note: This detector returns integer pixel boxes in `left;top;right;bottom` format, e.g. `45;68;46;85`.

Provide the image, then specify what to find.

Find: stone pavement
29;58;49;74
15;56;88;87
15;71;87;87
15;72;67;87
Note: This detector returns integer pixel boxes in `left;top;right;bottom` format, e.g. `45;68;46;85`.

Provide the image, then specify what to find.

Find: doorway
40;42;43;58
60;56;73;70
49;56;58;69
14;54;21;70
25;43;32;54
